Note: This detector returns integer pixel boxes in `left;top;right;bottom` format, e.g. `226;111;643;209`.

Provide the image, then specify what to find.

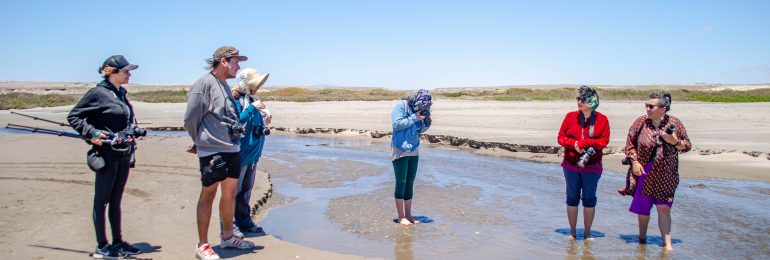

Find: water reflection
393;229;414;260
256;135;770;259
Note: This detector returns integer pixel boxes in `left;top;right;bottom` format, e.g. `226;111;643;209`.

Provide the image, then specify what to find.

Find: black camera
621;157;632;165
577;147;596;168
131;127;147;137
665;125;675;135
228;123;245;136
253;125;270;136
227;122;245;142
420;108;432;126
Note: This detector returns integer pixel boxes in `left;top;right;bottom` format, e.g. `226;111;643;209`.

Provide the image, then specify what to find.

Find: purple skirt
629;162;674;216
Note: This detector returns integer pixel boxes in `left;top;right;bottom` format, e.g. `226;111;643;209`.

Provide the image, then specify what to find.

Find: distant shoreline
2;80;770;93
2;81;770;109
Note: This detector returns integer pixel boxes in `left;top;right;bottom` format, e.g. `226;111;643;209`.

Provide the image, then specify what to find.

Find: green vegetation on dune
259;88;407;102
438;88;770;102
0;92;77;110
131;90;188;103
127;87;408;103
2;87;769;110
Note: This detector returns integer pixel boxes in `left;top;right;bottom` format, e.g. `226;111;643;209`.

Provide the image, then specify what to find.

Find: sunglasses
645;103;660;110
576;97;586;103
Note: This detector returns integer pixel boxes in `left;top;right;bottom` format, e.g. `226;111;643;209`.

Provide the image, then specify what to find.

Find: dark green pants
393;156;419;200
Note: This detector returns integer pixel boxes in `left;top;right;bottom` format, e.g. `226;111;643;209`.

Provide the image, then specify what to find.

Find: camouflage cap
213;46;248;61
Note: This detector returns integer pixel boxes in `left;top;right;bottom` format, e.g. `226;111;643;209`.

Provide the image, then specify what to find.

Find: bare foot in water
664;243;673;251
399;218;412;226
406;216;420;224
568;231;576;240
639;236;647;244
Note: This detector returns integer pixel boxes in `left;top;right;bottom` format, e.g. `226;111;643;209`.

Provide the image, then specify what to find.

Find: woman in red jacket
557;86;610;240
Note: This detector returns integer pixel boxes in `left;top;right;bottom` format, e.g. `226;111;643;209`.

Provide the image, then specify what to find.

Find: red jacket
557;111;610;167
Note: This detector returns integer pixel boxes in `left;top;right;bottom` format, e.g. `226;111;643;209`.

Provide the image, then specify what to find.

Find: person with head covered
391;89;432;226
556;85;610;240
222;67;270;237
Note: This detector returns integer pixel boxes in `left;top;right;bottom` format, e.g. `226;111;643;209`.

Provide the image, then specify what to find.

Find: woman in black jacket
67;55;143;259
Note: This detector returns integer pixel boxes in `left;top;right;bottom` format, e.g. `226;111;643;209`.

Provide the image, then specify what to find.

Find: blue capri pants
563;168;601;207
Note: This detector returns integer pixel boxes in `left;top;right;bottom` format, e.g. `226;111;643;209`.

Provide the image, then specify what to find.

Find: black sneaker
113;240;142;256
93;244;119;259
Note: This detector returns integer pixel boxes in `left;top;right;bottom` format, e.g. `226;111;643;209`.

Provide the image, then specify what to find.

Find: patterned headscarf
578;86;600;110
408;89;432;112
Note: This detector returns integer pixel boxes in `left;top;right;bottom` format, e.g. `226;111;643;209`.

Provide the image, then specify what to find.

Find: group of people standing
557;86;691;251
181;46;272;260
66;47;689;259
68;46;272;260
389;85;691;252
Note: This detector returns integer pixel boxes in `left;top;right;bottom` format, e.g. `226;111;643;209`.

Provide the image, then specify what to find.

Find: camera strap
210;72;240;125
578;111;596;138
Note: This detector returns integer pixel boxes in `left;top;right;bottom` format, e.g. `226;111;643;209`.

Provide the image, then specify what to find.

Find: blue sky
1;1;768;89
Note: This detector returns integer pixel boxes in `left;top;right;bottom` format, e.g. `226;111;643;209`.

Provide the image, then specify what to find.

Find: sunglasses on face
576;97;586;103
645;103;659;110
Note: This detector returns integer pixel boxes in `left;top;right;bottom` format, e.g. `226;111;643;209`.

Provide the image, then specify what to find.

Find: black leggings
93;152;131;246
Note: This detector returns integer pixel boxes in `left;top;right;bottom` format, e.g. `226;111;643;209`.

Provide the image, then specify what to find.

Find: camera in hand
665;125;675;135
420;108;432;126
127;126;147;137
621;157;632;165
577;147;596;168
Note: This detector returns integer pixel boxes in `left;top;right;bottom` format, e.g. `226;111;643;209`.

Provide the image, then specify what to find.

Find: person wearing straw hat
225;68;270;236
68;55;143;259
183;46;257;260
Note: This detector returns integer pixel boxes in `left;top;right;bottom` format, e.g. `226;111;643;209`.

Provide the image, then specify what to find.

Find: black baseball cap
101;55;138;71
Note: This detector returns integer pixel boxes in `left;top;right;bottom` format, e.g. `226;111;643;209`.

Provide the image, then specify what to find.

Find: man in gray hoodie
184;46;257;260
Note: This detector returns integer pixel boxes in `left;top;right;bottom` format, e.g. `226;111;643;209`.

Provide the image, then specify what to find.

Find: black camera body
125;126;147;137
228;123;245;136
621;157;632;165
577;147;597;168
420;109;432;126
227;122;245;142
665;125;675;135
253;125;270;137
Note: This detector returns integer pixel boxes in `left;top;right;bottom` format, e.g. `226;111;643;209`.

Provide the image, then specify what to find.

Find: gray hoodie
183;72;241;157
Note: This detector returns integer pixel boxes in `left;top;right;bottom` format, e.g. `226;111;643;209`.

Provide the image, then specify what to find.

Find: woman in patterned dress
622;91;691;251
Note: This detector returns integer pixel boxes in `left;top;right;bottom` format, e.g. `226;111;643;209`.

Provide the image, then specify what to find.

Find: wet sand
0;134;363;260
257;134;770;259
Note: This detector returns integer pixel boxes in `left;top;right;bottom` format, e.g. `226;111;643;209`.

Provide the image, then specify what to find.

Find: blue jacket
391;100;429;152
234;95;266;166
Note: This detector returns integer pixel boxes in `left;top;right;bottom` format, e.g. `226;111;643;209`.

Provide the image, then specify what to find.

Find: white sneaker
233;225;244;238
195;243;220;260
221;234;256;249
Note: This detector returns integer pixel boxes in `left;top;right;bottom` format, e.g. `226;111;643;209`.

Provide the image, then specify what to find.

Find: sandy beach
3;99;768;182
0;134;364;260
0;99;769;259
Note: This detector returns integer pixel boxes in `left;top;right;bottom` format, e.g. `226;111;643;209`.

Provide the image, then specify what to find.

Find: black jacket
68;80;135;153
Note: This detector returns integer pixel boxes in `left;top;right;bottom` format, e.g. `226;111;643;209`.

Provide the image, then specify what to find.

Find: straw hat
235;68;270;93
